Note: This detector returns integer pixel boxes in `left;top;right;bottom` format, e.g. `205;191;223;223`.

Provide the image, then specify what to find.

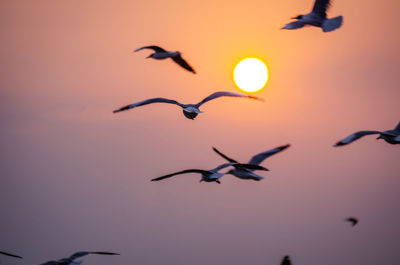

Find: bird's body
346;217;359;227
0;251;23;259
212;145;290;181
334;122;400;146
39;251;119;265
151;163;268;184
113;91;262;120
282;0;343;32
134;45;196;73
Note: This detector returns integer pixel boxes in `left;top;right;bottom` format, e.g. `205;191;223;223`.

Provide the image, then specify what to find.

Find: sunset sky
1;0;399;265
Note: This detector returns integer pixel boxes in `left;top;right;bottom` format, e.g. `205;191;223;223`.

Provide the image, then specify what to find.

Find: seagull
113;91;263;120
151;163;268;184
282;0;343;32
346;217;358;227
39;251;119;265
212;144;290;181
134;45;196;74
334;122;400;146
281;255;292;265
0;251;22;259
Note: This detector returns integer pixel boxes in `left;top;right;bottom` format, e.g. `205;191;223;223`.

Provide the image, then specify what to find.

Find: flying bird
113;91;263;120
346;217;358;227
334;122;400;146
151;163;268;184
134;45;196;73
281;255;292;265
39;251;119;265
282;0;343;32
0;251;23;259
212;144;290;181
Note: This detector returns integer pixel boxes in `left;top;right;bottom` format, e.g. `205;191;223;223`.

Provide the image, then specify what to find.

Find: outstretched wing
312;0;331;18
212;147;238;163
282;21;306;30
151;169;209;182
281;255;291;265
69;252;119;260
0;251;23;259
113;98;183;113
171;54;196;73
234;163;269;171
196;91;263;107
134;46;166;53
248;144;290;165
334;131;381;146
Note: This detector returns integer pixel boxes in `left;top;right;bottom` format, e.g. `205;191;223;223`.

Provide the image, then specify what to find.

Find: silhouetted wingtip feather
0;251;23;259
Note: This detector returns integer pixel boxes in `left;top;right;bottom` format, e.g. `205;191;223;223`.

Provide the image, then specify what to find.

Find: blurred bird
346;217;359;227
334;122;400;146
212;144;290;181
0;251;22;259
113;91;263;120
39;251;119;265
281;255;292;265
134;45;196;73
151;163;268;184
282;0;343;32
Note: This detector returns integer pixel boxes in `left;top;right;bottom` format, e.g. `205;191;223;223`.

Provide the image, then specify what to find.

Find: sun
233;58;269;93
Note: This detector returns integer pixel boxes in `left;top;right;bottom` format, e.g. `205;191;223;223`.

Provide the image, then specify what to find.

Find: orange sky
1;1;399;265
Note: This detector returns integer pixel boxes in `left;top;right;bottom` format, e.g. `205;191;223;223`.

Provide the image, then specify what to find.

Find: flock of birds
2;0;399;264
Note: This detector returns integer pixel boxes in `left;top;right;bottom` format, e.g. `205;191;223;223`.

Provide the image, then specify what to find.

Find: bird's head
292;15;303;19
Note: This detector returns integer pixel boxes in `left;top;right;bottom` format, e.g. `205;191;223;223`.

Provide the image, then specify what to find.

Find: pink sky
1;0;399;264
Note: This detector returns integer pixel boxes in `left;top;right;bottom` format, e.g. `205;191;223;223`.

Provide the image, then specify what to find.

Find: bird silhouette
113;91;263;120
151;163;268;184
281;255;292;265
346;217;359;227
212;144;290;181
134;45;196;73
282;0;343;32
334;122;400;146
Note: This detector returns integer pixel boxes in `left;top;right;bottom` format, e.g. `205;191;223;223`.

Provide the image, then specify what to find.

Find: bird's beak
291;16;297;19
376;136;382;140
146;55;151;59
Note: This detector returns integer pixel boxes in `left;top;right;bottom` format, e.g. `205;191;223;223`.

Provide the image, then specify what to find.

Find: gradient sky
1;1;399;265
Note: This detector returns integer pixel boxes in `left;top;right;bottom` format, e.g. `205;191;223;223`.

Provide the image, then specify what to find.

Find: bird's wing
281;255;291;265
212;147;238;163
334;131;381;146
196;91;262;107
69;252;120;260
312;0;331;18
0;251;23;259
151;169;209;182
395;135;400;142
282;20;306;30
248;144;290;165
113;98;183;113
38;262;58;265
171;54;196;73
234;163;269;171
134;46;166;52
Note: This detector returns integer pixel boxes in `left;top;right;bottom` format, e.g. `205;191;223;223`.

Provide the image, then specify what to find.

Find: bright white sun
233;58;269;93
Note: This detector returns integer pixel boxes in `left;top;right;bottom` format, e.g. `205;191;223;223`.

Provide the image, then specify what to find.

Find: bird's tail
322;16;343;32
